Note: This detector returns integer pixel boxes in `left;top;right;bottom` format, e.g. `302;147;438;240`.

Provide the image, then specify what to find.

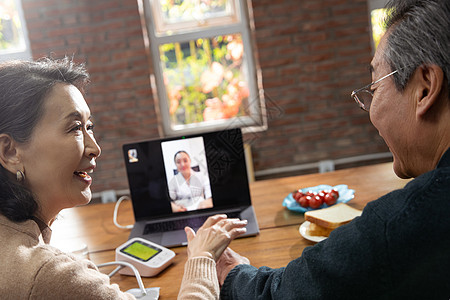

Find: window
0;0;31;61
140;0;266;136
368;0;388;52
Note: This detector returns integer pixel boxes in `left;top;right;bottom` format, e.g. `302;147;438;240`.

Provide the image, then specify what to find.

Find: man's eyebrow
368;64;374;74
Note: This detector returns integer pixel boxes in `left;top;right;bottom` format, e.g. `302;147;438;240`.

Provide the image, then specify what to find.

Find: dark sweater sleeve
220;162;450;299
220;204;392;300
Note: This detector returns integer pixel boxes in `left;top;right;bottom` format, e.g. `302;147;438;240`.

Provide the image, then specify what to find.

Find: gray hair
383;0;450;94
174;150;190;164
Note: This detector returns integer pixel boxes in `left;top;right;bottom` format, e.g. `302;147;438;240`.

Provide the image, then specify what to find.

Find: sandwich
304;203;362;237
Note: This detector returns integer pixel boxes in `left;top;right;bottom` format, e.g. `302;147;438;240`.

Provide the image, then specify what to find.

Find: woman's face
175;152;191;177
18;83;101;220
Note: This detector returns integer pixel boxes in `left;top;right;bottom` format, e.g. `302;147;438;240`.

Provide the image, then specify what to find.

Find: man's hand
216;247;250;287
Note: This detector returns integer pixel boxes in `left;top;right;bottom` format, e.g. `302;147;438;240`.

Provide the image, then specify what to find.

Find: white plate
299;221;327;243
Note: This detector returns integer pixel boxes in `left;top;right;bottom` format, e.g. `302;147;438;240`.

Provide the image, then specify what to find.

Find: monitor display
123;128;251;221
121;240;161;262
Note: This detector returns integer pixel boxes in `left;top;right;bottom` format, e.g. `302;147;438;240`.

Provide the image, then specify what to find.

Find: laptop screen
122;128;251;222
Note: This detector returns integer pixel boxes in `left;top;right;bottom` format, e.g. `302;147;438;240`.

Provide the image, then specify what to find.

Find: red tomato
329;189;339;200
293;191;303;202
306;190;316;197
309;195;323;209
324;193;337;206
299;195;310;208
317;191;326;201
293;187;339;208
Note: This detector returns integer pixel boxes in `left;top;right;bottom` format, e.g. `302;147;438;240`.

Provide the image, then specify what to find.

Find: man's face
369;32;418;179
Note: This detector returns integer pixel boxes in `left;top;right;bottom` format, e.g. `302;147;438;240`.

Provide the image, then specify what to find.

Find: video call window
161;136;213;213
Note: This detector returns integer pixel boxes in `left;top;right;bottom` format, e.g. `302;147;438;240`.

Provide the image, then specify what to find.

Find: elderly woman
0;58;246;299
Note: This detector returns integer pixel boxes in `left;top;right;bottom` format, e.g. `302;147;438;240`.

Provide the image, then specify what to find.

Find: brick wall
22;0;159;193
248;0;389;175
21;0;389;195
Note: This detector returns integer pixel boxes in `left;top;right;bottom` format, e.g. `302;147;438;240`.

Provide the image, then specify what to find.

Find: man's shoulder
401;147;450;193
436;147;450;168
365;163;450;222
404;156;450;193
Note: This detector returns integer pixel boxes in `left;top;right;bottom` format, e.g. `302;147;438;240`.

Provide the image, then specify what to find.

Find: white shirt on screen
168;171;212;211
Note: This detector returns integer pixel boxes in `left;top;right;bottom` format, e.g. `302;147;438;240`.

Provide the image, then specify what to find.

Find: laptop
122;128;259;247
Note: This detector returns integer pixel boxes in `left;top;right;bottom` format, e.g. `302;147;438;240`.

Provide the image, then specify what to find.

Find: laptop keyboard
143;211;241;234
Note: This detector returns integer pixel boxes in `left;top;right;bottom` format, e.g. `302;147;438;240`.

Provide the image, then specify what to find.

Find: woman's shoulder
0;224;97;298
169;172;183;185
191;171;206;181
0;214;41;241
31;248;134;299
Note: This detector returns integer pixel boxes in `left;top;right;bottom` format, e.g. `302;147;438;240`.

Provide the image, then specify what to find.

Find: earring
16;170;25;182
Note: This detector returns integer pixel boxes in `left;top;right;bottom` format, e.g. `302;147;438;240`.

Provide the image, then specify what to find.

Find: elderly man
178;0;449;298
212;0;450;299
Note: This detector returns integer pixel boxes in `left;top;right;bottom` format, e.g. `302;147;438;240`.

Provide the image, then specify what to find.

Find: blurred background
0;0;390;202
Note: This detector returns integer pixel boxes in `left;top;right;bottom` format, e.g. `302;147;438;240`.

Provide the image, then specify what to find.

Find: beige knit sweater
178;256;220;299
0;214;135;300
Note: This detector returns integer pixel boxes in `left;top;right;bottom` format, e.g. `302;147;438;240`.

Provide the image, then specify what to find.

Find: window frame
140;0;266;137
0;0;31;61
150;0;241;36
367;0;389;53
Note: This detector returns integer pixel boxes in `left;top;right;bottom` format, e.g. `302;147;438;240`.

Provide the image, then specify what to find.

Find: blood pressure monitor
115;237;176;277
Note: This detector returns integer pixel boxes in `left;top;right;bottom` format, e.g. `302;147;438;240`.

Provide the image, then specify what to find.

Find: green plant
160;34;249;126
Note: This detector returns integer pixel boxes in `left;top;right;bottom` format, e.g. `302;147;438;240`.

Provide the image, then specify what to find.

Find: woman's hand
184;214;247;261
198;197;213;209
171;201;187;212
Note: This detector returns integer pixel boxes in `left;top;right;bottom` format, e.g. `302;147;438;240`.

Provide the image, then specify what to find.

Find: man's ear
414;64;444;118
0;134;23;174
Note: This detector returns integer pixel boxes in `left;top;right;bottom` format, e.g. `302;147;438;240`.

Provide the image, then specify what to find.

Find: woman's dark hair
383;0;450;95
174;150;190;164
0;57;90;222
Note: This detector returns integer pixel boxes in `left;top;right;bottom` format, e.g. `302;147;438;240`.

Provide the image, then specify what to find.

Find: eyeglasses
351;69;399;112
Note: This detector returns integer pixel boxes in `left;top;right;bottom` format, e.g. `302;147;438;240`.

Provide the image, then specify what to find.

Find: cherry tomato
324;193;337;206
317;191;326;201
309;195;323;209
295;191;306;202
329;189;339;200
306;191;316;197
293;187;339;209
299;195;310;208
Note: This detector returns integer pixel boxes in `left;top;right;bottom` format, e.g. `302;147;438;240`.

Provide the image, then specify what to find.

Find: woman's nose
85;131;101;158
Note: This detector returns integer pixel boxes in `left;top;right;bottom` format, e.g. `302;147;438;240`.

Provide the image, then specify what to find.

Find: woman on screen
168;151;213;212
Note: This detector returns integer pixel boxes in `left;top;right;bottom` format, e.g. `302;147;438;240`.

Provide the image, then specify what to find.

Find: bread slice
306;222;334;237
304;203;362;230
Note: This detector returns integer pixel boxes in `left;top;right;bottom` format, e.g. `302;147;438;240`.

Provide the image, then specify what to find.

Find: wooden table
50;162;409;299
